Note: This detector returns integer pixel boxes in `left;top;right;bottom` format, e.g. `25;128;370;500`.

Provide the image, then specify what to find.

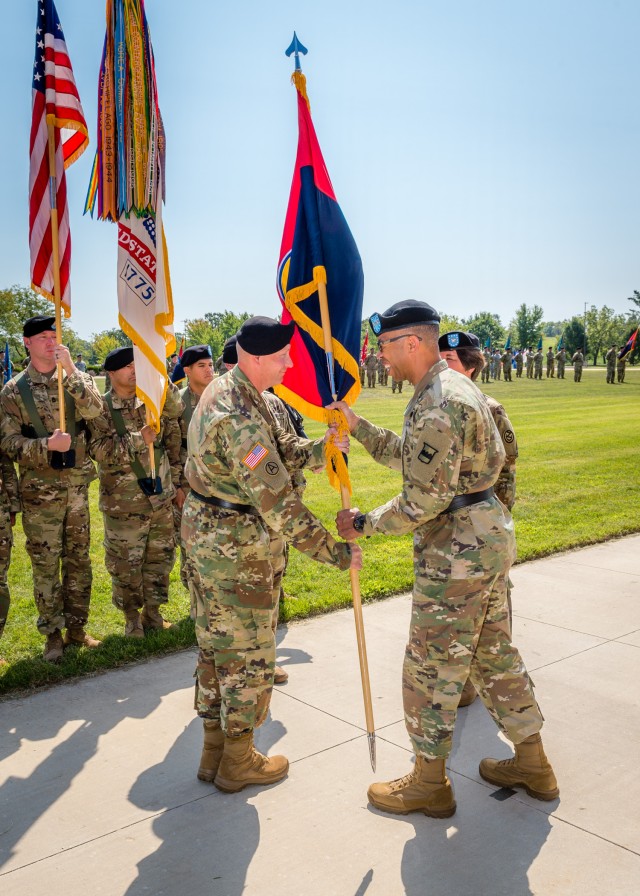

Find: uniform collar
108;390;144;410
27;361;61;385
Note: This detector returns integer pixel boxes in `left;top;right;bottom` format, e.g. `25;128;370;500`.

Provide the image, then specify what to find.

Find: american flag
30;0;88;317
242;443;268;470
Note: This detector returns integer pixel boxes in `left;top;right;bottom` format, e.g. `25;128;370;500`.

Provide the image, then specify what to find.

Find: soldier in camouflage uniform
365;347;378;387
0;440;19;663
501;348;513;381
533;348;543;379
377;357;388;386
0;316;103;662
333;301;557;818
391;376;404;393
439;331;519;707
546;346;555;378
88;347;183;637
605;346;617;383
515;349;523;377
526;347;534;378
175;344;215;592
616;353;627;383
481;347;491;383
555;348;566;379
572;349;584;382
182;316;361;793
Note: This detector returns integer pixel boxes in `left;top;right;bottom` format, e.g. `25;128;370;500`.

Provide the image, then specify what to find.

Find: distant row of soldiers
359;348;403;392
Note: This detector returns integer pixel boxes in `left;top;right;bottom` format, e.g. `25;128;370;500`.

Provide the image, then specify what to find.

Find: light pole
584;302;588;361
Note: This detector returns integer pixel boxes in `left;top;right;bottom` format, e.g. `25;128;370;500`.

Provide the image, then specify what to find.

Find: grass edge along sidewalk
1;367;639;695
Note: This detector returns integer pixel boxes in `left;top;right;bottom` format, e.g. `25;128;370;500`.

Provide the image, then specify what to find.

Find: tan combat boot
64;626;102;649
197;720;225;783
479;733;559;801
458;678;478;707
274;665;289;685
367;756;456;817
214;732;289;793
43;630;64;664
140;604;177;632
124;610;144;639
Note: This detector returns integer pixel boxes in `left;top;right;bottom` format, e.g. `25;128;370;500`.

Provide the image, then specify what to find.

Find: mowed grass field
1;364;638;694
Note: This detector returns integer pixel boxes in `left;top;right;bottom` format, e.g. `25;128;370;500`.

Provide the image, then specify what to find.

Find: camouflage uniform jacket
0;362;102;487
89;389;183;513
484;395;517;510
352;361;505;536
184;365;351;569
572;351;584;366
364;353;378;371
0;449;20;515
263;391;310;497
178;384;200;492
501;351;512;370
605;348;617;368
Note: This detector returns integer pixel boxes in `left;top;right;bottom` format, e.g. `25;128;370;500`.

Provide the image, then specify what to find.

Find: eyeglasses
376;334;423;350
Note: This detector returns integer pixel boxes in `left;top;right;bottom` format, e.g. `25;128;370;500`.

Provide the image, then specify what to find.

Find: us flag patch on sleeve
242;442;269;469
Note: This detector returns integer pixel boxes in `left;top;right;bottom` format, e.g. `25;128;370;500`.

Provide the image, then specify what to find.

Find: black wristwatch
353;513;367;533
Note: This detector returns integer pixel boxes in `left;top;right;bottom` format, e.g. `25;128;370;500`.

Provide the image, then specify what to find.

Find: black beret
181;344;212;368
438;331;480;351
369;300;440;336
221;336;238;365
23;315;56;338
104;346;134;371
236;317;295;356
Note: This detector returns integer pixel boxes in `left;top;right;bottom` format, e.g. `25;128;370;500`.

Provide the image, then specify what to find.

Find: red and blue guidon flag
618;327;638;360
276;71;364;423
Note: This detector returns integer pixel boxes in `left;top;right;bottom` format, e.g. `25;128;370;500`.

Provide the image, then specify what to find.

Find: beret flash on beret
437;331;480;351
369;300;440;335
236;316;295;356
104;346;134;371
23;316;56;338
181;344;212;367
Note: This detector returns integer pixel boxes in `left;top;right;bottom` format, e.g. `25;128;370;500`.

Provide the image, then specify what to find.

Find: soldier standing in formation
493;349;502;380
501;347;513;382
572;349;584;382
515;350;523;378
526;347;534;378
377;357;388;386
89;347;182;638
333;300;557;817
358;361;365;387
0;316;103;662
605;345;617;383
481;347;491;383
0;442;19;664
533;347;543;379
616;353;626;383
365;347;378;387
182;316;361;793
555;348;566;379
391;375;403;393
546;347;555;378
437;330;519;708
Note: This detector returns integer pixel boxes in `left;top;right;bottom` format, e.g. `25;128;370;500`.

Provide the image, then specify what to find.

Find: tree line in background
1;284;639;370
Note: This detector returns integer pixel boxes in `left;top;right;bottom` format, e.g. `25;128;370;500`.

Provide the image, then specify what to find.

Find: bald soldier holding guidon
331;300;558;817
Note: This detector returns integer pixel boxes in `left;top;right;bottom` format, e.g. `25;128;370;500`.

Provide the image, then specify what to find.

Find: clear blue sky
2;0;638;340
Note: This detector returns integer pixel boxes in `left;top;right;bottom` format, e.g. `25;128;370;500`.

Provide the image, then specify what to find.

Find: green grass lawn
1;364;638;694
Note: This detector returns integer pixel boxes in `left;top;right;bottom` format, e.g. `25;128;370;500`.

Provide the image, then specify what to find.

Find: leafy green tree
585;305;625;364
563;317;588;357
460;312;504;348
184;310;251;360
437;313;463;337
90;328;130;366
0;284;88;367
542;320;563;337
511;304;544;349
627;290;640;311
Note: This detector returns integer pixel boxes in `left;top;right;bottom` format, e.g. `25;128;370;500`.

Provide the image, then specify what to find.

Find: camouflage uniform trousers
103;504;175;613
20;481;92;635
172;501;191;595
183;496;285;735
0;504;12;639
403;509;543;761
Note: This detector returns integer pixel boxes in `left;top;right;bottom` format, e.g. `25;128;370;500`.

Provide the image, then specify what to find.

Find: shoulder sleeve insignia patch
503;430;515;444
242;442;269;469
417;442;439;464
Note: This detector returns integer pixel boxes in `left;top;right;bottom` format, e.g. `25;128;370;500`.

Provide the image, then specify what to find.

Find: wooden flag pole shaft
317;280;376;765
46;118;66;433
146;409;157;479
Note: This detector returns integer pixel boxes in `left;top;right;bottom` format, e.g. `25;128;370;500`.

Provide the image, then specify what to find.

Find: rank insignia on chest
418;442;438;464
242;442;269;469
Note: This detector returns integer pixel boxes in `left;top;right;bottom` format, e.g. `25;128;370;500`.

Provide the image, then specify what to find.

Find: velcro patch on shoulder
242;442;269;470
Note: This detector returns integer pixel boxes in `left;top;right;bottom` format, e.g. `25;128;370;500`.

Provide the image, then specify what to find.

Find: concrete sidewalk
1;536;639;896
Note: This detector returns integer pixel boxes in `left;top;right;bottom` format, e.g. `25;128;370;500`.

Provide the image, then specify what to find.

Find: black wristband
353;513;367;533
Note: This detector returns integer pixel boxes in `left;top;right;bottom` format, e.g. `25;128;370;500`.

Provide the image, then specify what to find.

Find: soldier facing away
89;347;183;637
365;347;378;387
616;354;627;383
182;316;361;794
555;348;566;379
0;316;103;662
605;346;617;383
572;349;584;382
332;300;557;818
546;347;555;378
533;348;543;379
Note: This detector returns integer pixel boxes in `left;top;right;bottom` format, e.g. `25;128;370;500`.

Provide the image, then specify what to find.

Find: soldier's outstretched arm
327;400;402;471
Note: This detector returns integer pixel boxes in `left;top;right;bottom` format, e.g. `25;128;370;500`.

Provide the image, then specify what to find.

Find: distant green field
1;364;638;694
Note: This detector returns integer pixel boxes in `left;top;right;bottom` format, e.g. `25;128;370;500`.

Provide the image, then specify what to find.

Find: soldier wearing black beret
330;300;557;817
0;317;104;661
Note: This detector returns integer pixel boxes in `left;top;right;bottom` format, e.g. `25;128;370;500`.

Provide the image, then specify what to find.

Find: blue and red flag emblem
618;327;638;360
276;72;364;423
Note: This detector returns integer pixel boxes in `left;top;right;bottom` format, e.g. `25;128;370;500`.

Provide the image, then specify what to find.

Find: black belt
191;490;256;515
444;487;495;515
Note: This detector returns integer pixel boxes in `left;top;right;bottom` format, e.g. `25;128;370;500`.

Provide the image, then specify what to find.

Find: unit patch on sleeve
242;442;269;470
